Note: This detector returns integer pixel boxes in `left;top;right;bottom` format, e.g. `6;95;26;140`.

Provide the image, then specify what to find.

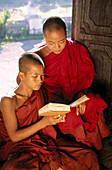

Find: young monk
34;16;110;150
0;52;100;170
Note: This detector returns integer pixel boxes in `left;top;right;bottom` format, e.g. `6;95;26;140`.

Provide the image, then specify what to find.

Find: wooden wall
71;0;112;104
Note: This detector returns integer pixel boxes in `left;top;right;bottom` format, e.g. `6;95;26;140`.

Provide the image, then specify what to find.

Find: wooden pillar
72;0;112;104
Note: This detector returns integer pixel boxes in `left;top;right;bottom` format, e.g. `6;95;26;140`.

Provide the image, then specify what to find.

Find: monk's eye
60;40;64;44
32;76;38;78
49;42;54;45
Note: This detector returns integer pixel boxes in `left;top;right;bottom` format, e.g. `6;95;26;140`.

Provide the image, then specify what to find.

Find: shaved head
19;52;44;74
43;16;67;35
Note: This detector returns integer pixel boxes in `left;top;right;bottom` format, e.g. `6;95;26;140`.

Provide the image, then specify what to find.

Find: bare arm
1;97;65;143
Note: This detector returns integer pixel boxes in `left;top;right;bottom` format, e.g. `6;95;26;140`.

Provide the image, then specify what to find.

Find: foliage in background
0;10;43;42
0;10;11;39
0;1;72;43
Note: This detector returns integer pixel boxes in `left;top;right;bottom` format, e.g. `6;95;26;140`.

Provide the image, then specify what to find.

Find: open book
39;95;89;116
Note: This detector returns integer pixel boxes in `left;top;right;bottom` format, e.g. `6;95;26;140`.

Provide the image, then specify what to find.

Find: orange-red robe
0;89;99;170
42;40;110;150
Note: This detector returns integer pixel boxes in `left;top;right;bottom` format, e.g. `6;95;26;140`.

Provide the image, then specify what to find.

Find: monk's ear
19;72;25;80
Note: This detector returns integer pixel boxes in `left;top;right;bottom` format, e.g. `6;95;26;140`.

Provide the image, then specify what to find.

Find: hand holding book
39;95;89;116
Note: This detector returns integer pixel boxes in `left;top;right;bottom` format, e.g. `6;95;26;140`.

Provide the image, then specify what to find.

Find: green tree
0;10;11;39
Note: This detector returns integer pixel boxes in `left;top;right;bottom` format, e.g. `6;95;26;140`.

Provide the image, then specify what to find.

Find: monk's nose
55;43;60;49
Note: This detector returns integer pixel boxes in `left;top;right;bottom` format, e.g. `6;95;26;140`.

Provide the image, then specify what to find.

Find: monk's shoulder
0;95;16;112
35;45;51;59
1;95;15;104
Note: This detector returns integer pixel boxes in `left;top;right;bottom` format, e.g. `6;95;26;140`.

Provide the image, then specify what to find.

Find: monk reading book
0;52;99;170
16;17;110;151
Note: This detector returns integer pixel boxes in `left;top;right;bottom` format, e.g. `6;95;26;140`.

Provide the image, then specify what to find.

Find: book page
70;95;89;107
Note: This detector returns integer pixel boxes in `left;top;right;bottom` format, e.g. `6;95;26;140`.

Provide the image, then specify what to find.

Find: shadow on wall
89;77;112;124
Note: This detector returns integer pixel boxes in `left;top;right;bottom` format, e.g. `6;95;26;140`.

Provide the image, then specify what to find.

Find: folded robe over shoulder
0;89;99;170
43;40;95;103
42;40;110;150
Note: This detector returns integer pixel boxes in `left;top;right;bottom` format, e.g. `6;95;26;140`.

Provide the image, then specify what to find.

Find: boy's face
44;28;67;54
22;64;44;91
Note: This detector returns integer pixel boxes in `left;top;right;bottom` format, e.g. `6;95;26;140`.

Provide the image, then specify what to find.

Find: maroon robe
42;40;110;150
0;89;99;170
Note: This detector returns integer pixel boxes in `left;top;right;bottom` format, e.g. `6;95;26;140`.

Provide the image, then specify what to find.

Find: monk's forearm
10;115;65;142
10;118;48;142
